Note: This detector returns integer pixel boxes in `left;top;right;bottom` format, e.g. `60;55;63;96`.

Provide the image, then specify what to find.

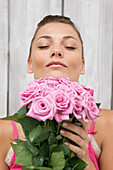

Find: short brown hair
29;15;84;59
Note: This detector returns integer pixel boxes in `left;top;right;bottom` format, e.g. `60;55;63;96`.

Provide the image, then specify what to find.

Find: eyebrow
37;35;79;43
37;36;52;41
63;36;79;42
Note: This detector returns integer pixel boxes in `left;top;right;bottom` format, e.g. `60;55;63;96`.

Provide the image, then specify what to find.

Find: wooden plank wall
0;0;113;117
0;0;8;117
64;0;113;109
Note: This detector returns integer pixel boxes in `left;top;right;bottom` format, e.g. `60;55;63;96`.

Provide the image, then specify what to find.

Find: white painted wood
0;0;113;117
64;0;113;109
97;0;112;109
0;0;8;117
9;0;62;115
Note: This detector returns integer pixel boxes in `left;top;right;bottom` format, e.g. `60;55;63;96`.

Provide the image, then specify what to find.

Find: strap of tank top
88;108;102;139
11;120;18;139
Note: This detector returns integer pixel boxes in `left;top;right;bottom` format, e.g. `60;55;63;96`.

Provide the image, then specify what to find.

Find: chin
46;73;69;79
34;72;79;82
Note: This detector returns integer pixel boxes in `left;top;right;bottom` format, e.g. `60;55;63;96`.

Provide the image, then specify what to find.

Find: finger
64;142;87;159
62;122;87;140
60;129;88;148
77;118;91;133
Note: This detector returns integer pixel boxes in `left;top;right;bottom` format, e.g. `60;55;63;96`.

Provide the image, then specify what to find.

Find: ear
27;58;33;74
80;59;85;74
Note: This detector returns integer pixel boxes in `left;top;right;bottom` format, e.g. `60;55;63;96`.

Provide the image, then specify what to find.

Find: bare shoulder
93;109;113;169
0;120;14;169
0;120;25;169
0;120;25;142
94;109;113;147
96;109;113;129
0;120;13;152
0;120;13;139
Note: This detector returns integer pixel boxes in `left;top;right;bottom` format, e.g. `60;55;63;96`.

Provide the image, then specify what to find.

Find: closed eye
38;46;50;49
65;46;76;50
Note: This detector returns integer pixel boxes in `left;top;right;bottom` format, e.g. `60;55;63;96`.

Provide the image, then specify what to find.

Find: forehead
35;22;80;42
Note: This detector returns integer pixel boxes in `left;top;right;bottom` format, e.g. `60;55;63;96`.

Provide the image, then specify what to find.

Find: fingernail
60;130;65;134
64;142;68;146
63;122;68;127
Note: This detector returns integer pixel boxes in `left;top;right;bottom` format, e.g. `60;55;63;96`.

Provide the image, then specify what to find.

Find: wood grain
0;0;8;117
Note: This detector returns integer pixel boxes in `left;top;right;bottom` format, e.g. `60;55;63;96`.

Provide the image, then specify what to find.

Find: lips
46;61;67;68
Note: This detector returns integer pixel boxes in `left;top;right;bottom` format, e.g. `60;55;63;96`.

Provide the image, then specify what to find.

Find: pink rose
73;95;85;120
72;82;85;96
81;85;94;96
58;77;70;85
45;76;59;81
54;84;73;95
58;78;73;91
19;84;40;108
26;95;56;121
29;78;46;85
20;77;99;123
53;90;74;122
81;91;99;122
45;77;59;89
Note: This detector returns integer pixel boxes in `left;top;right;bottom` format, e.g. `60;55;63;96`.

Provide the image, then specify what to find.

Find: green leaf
48;132;56;145
29;125;42;142
32;155;44;167
65;157;87;170
22;165;37;170
39;142;49;157
0;105;28;120
34;126;52;143
73;119;82;127
70;152;76;158
11;142;32;166
54;144;70;156
17;117;41;137
11;143;32;166
56;135;62;141
0;113;26;121
50;151;65;170
24;140;39;156
17;105;28;115
34;133;49;143
15;150;32;166
12;139;24;144
11;142;26;156
51;118;58;131
63;117;73;123
74;122;82;126
22;167;33;170
96;103;101;108
49;144;58;154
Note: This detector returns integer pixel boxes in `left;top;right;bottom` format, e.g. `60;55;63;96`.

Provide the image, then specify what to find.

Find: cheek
66;52;82;70
31;51;47;68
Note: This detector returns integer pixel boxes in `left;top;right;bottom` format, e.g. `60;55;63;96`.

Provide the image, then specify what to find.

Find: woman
0;15;113;170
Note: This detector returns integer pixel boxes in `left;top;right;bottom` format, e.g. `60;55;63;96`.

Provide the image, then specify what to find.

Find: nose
50;42;64;58
51;51;62;57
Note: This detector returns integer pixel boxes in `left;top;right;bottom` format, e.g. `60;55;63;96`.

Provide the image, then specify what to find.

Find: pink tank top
88;108;102;170
10;120;23;170
10;108;101;170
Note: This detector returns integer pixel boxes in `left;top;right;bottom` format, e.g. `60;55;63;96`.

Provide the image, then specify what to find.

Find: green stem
44;120;47;126
57;122;60;135
63;136;65;143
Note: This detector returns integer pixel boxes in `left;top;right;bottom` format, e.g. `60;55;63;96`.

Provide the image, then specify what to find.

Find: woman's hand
60;119;90;161
60;119;96;169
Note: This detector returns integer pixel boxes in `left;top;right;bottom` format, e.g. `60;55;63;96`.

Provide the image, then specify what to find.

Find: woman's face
27;22;85;82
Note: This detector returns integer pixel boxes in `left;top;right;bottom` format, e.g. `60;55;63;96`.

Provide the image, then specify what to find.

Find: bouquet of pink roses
20;77;99;123
1;77;100;170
